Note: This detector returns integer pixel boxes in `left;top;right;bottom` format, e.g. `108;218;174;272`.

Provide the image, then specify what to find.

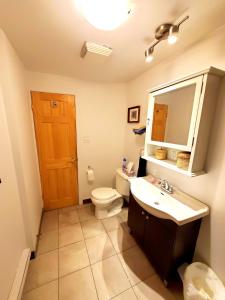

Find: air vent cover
80;42;112;63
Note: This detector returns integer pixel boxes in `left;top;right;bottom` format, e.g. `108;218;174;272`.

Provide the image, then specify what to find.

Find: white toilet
91;168;130;219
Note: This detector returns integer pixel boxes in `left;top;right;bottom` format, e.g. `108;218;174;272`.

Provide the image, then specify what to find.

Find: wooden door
151;104;168;142
31;91;78;210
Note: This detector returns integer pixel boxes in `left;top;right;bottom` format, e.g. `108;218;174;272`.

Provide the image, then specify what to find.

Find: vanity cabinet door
128;194;145;244
144;214;176;281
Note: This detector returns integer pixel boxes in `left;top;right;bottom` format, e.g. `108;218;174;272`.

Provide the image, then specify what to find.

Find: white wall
125;25;225;282
0;29;42;250
0;92;27;300
26;71;127;203
0;31;28;300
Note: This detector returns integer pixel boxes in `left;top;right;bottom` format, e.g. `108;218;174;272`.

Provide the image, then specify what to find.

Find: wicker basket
176;152;190;169
155;148;167;160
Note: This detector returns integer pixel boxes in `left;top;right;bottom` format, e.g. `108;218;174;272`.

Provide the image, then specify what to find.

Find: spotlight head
168;25;179;45
145;47;154;63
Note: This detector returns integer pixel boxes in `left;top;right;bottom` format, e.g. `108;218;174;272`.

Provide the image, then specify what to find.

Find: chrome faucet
160;179;173;194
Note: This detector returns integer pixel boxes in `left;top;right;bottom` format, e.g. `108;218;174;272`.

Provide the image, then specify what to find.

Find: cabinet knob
146;216;149;220
141;211;145;215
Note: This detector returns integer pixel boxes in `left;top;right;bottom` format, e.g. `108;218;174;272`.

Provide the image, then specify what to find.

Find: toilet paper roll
87;168;95;182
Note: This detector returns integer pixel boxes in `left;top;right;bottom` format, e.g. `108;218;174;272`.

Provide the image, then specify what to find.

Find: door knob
141;211;145;215
69;157;77;163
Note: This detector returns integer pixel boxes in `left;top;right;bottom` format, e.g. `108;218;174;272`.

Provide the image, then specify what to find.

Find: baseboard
8;248;31;300
30;251;36;260
122;198;129;208
31;208;44;260
83;198;92;205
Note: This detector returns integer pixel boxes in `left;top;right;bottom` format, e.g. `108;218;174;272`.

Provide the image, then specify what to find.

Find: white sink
129;177;209;225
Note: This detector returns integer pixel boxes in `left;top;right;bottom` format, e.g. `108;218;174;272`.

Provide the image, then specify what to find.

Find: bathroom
0;0;225;299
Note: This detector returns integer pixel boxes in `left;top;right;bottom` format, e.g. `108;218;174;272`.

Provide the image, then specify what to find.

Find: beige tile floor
22;204;184;300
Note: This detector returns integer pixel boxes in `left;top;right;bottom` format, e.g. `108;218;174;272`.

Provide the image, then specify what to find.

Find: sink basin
129;177;209;225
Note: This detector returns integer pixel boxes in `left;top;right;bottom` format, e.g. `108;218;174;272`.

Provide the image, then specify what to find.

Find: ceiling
0;0;225;83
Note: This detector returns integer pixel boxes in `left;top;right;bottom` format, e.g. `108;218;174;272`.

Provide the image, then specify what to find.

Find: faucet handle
161;179;166;188
168;185;173;193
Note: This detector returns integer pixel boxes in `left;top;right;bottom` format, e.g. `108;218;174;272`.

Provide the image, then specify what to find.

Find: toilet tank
116;168;130;196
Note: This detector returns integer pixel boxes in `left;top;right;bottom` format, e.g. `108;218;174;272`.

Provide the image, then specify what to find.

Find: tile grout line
26;207;137;298
101;210;150;299
100;215;137;299
109;286;138;300
58;264;93;280
80;214;100;300
23;278;60;295
23;207;90;297
117;215;141;297
132;285;139;299
102;220;137;256
100;219;118;253
36;246;58;257
23;210;60;296
115;213;158;291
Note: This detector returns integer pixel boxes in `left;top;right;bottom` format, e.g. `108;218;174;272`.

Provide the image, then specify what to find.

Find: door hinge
192;137;195;146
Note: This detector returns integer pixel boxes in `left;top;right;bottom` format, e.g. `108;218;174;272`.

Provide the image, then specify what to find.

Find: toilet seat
91;187;116;201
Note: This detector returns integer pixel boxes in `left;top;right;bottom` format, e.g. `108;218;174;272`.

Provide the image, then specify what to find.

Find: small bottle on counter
122;158;127;171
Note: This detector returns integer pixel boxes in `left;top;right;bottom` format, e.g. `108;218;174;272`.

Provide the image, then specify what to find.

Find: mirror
151;84;196;145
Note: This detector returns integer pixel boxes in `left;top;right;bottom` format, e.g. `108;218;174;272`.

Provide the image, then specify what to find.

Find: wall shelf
142;155;199;177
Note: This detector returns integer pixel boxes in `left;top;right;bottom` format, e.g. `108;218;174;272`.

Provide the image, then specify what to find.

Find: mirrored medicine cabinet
143;67;225;176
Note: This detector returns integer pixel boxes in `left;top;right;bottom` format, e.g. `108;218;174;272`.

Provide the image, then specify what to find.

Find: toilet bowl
91;168;131;219
183;262;225;300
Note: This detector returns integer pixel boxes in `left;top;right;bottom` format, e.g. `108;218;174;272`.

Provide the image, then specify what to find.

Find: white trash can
183;262;225;300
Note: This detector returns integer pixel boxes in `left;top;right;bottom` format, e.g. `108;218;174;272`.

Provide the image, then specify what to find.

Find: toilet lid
92;188;116;200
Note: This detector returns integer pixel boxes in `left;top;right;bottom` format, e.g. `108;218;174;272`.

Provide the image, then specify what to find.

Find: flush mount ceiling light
76;0;132;31
145;16;189;63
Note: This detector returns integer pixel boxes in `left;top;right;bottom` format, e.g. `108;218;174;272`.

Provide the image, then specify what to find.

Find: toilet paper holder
87;166;95;182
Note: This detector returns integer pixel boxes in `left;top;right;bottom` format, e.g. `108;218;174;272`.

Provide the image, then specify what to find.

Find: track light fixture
144;16;189;63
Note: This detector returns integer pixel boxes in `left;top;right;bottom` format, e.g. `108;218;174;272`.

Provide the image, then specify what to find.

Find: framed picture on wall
127;105;140;123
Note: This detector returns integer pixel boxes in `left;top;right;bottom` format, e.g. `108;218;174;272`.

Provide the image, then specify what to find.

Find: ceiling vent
80;42;112;63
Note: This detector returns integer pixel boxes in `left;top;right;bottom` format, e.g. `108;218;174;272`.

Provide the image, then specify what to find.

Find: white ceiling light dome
76;0;132;31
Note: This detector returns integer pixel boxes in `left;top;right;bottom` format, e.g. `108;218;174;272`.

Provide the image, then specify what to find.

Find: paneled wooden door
31;91;78;210
151;103;168;142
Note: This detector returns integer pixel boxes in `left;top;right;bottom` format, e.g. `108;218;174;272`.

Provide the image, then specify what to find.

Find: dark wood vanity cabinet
127;192;145;244
128;193;202;284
